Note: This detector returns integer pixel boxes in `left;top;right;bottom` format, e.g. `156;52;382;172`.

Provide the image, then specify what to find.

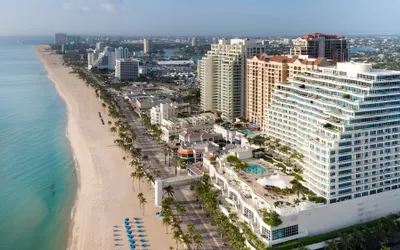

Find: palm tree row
160;193;203;250
70;67;157;192
326;214;400;250
193;175;266;250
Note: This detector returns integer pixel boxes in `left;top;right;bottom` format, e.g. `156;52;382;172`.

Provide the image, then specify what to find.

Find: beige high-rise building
198;39;266;121
246;54;328;130
143;38;153;55
291;33;348;62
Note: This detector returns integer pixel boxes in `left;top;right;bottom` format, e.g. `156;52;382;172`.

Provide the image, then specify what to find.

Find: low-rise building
150;102;190;125
160;113;215;142
177;141;220;162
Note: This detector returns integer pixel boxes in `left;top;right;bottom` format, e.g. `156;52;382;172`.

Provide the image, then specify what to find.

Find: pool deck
223;159;299;211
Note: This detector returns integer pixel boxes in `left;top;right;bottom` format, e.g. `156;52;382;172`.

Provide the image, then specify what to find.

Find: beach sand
36;45;174;250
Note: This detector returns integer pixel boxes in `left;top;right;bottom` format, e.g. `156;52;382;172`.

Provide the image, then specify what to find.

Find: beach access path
36;45;174;250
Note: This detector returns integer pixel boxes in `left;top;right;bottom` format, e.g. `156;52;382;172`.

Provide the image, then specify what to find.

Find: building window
262;227;271;240
272;225;299;240
244;207;254;220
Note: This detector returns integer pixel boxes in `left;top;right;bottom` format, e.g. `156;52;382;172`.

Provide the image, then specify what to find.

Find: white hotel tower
267;62;400;204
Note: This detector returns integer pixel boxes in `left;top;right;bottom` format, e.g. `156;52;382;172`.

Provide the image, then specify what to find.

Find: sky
0;0;399;36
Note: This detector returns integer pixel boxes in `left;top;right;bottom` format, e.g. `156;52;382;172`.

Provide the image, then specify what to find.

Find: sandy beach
36;45;174;250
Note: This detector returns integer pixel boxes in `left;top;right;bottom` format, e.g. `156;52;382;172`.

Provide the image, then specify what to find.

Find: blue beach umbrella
134;217;141;220
125;217;129;221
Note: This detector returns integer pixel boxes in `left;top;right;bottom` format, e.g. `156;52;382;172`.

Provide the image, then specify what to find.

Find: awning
256;175;294;189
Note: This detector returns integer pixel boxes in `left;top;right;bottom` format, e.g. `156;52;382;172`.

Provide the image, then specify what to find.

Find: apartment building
115;47;130;60
143;38;153;55
54;33;67;45
291;33;348;62
267;62;400;204
191;36;197;47
87;47;116;70
96;42;105;50
246;54;328;130
115;59;139;80
198;39;266;121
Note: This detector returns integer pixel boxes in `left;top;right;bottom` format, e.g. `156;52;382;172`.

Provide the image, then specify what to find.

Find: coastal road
115;97;232;250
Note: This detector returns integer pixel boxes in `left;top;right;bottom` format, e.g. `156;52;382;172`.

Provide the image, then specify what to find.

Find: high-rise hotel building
198;39;265;121
246;54;328;130
267;62;400;204
291;33;348;62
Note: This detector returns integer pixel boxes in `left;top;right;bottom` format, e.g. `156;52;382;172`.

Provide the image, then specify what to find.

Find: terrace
214;155;317;216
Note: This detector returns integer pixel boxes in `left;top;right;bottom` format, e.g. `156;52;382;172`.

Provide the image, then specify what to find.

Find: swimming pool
243;163;267;175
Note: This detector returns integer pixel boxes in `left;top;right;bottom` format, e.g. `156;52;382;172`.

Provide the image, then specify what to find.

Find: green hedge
270;214;400;250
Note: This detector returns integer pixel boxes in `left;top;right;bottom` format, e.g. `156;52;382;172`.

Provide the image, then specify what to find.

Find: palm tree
163;185;174;197
172;229;182;250
351;228;366;249
338;232;352;250
162;213;172;234
164;144;169;164
130;172;137;190
136;170;145;190
175;204;186;222
169;246;174;250
186;222;194;237
180;233;192;250
110;126;117;133
152;169;161;178
107;120;112;126
146;175;154;189
324;239;339;250
102;103;106;110
193;232;203;250
137;192;144;200
139;196;147;215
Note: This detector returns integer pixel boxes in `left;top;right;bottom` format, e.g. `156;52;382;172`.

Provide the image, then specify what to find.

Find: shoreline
36;46;82;250
35;45;174;250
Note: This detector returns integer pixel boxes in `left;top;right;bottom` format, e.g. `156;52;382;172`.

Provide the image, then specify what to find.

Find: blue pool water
243;163;267;175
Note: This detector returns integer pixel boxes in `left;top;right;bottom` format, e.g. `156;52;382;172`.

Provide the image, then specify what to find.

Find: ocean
0;37;76;250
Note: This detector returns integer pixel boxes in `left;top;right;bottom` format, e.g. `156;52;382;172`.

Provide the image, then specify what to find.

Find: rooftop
249;53;327;66
300;32;344;39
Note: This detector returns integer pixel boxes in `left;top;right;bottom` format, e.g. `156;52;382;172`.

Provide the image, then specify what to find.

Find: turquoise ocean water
0;37;76;250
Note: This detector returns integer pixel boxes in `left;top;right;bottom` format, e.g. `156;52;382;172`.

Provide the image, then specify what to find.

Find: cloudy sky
0;0;399;36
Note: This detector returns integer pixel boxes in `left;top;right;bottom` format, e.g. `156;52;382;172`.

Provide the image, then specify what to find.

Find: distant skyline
2;0;400;36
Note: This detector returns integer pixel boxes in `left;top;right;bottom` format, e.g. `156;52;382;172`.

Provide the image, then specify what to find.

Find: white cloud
62;3;90;13
77;6;90;13
100;3;115;12
100;0;124;13
62;2;72;10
